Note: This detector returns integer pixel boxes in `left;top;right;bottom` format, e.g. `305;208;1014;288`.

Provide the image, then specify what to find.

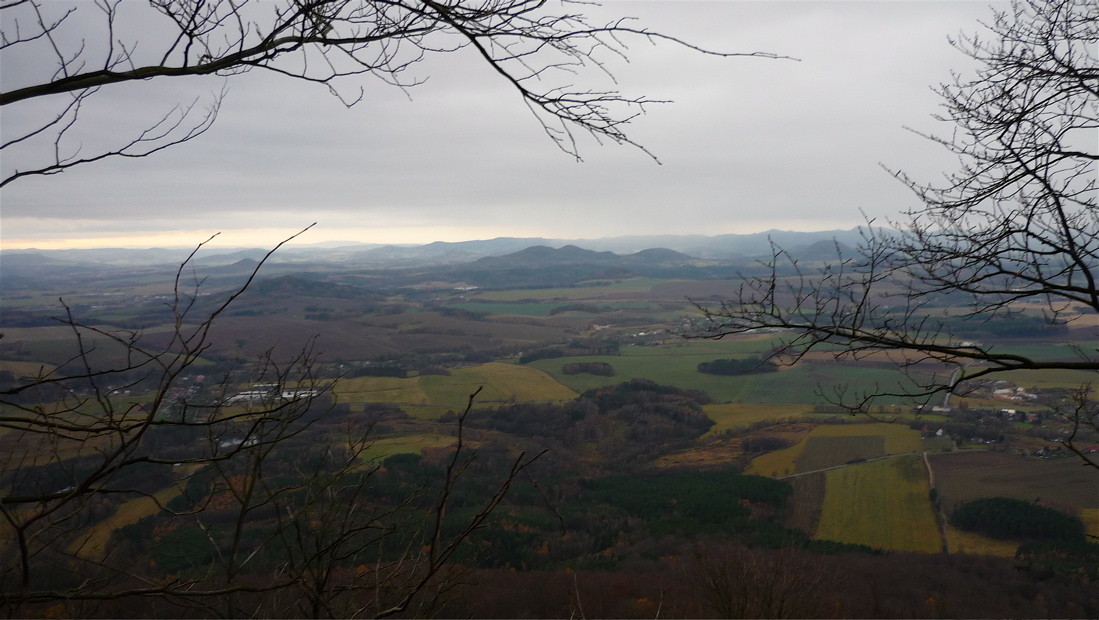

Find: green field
994;368;1099;395
983;343;1091;362
815;455;942;553
530;341;935;404
333;362;577;418
335;376;431;404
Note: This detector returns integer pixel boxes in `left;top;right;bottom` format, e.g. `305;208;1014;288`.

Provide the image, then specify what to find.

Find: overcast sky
1;1;1005;250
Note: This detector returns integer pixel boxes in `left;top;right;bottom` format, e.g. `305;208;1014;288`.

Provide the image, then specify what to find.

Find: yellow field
746;423;926;476
474;362;579;401
333;363;576;414
748;443;802;478
333;376;431;404
703;404;814;435
815;455;942;553
0;360;58;378
1081;508;1099;539
360;433;459;462
946;526;1018;558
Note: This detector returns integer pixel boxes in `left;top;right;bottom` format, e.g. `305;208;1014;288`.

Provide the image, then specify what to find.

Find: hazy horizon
0;224;873;252
1;1;1003;252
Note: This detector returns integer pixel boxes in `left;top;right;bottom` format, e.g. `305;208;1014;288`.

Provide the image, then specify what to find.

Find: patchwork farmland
3;241;1097;617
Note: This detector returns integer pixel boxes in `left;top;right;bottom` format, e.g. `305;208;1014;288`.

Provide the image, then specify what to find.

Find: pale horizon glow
0;219;863;251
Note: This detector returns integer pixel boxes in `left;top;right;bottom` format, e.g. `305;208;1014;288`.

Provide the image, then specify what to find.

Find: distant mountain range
1;228;867;270
0;229;870;296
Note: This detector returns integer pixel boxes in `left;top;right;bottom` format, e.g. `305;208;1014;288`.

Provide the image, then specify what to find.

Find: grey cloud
1;1;1004;247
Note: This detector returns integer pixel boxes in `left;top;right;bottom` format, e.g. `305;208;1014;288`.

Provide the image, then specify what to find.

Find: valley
2;233;1097;617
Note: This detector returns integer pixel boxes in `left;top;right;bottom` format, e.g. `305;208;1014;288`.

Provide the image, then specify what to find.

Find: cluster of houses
991;386;1039;402
225;383;320;405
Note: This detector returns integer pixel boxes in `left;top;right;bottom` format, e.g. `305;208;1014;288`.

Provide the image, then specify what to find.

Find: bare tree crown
692;0;1097;465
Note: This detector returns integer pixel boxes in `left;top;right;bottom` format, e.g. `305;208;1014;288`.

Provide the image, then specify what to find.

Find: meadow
332;362;578;418
531;341;931;405
814;455;942;553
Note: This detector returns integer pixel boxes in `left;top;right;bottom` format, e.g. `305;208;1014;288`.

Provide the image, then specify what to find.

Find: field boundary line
776;450;923;480
924;450;950;554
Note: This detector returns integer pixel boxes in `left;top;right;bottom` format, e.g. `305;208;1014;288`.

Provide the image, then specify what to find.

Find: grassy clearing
360;433;457;462
529;339;780;400
702;404;814;434
532;341;933;405
420;369;507;404
815;455;941;552
748;444;803;478
333;364;576;412
332;376;431;404
473;362;578;402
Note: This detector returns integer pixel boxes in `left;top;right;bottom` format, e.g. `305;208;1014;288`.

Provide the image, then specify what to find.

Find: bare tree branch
1;0;794;184
690;0;1097;461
